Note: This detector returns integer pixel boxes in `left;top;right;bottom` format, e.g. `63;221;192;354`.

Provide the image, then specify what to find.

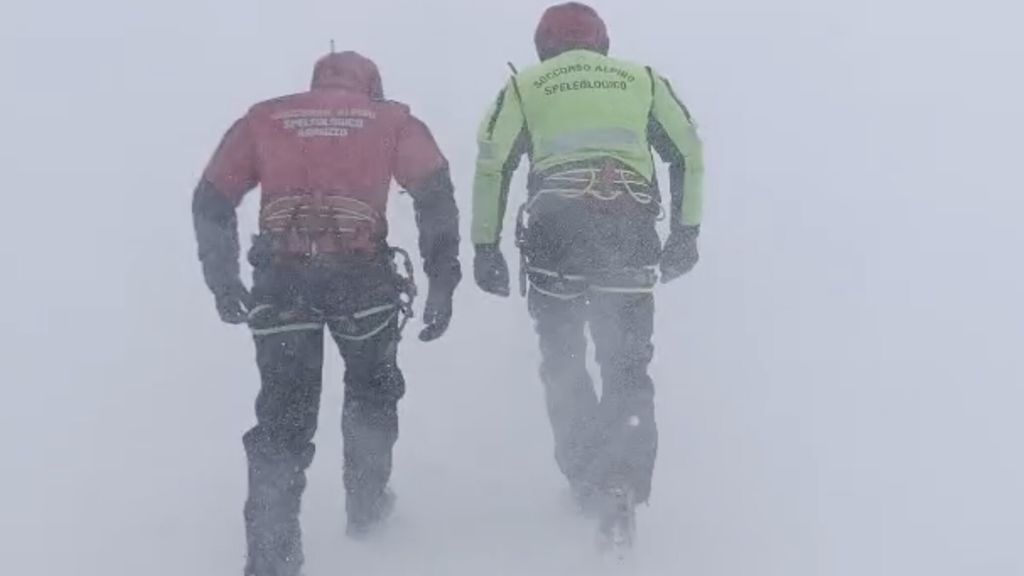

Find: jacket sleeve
192;179;242;296
192;116;259;295
472;80;529;246
394;115;461;289
647;70;705;231
202;115;260;206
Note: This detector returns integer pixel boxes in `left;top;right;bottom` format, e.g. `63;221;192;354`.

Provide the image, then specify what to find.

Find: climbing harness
523;165;665;220
247;245;418;340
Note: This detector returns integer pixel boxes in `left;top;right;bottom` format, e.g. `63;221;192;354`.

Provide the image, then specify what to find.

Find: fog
2;0;1022;574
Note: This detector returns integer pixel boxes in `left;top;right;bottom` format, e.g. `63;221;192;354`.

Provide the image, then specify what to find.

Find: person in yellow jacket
471;2;705;549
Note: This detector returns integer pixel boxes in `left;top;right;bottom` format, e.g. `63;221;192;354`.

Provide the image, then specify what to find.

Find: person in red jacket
192;50;461;576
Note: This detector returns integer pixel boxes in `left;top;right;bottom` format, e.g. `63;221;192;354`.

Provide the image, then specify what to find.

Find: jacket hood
310;51;384;98
535;2;610;61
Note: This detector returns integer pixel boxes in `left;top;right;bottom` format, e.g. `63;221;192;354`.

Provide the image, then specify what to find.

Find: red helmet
534;2;610;61
310;50;384;99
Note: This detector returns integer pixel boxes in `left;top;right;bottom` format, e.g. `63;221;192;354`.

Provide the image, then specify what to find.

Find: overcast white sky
1;1;1022;575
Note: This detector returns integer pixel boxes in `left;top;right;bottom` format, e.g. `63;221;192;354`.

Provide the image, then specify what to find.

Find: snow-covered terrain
2;1;1022;575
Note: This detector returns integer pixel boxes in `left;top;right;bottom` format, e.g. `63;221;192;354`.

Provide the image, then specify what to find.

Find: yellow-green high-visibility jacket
472;49;705;246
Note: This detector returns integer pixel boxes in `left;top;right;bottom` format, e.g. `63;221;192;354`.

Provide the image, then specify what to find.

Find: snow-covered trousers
241;251;406;576
521;188;662;504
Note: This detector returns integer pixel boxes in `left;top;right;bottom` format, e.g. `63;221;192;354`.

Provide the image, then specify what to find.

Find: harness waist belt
259;194;386;255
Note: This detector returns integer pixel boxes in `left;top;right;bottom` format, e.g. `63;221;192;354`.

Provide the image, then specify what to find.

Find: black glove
660;226;700;283
419;277;456;342
213;279;254;325
194;179;253;324
474;244;510;297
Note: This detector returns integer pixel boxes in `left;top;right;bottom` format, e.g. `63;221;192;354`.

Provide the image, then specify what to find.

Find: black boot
570;480;601;518
242;437;315;576
346;487;396;539
596;486;637;556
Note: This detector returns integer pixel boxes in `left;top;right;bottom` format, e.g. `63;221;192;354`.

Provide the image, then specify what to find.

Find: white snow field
1;1;1022;575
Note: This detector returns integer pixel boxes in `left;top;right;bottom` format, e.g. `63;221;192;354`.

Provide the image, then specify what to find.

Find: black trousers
242;253;406;576
523;192;661;504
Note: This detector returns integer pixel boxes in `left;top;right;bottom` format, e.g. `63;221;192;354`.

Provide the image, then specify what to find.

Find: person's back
472;13;704;276
233;90;411;208
499;50;662;178
476;46;704;275
205;51;448;255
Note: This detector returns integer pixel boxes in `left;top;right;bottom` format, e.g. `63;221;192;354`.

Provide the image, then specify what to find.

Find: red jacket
203;51;447;253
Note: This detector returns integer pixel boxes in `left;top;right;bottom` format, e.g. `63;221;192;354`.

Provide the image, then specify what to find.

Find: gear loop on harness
523;264;659;299
258;193;387;256
387;245;417;335
522;163;666;222
328;245;418;338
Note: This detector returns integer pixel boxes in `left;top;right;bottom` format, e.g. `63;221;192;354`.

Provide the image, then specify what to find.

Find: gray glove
213;279;254;325
419;277;456;342
660;226;700;283
473;244;510;297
